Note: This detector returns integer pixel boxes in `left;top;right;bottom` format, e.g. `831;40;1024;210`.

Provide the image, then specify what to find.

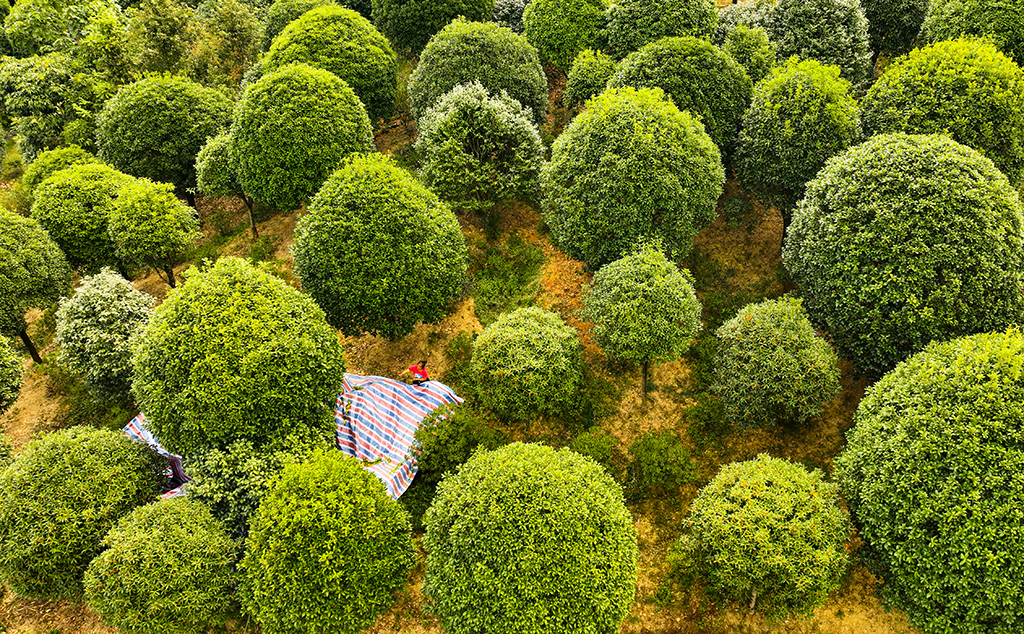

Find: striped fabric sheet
123;414;190;499
337;374;463;499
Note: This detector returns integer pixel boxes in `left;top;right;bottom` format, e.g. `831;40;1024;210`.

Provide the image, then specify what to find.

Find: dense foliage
542;86;724;269
860;38;1024;186
605;0;717;58
783;133;1024;378
31;163;131;272
131;257;347;455
107;178;201;287
0;426;161;599
860;0;928;56
713;297;840;427
263;5;397;123
836;329;1024;634
4;0;116;56
22;145;101;201
261;0;332;49
471;306;582;421
766;0;872;86
679;454;851;619
563;48;616;106
522;0;606;71
292;153;467;339
240;449;414;634
371;0;493;55
416;82;544;213
723;25;775;84
84;498;239;634
408;18;547;124
0;337;22;416
55;269;152;401
607;36;752;152
126;0;196;75
424;442;638;634
0;432;12;473
230;63;374;211
96;75;232;196
736;58;861;205
922;0;1024;66
626;429;694;498
712;0;772;45
492;0;529;32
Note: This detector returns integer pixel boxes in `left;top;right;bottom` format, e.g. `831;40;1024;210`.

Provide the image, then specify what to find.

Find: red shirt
409;365;429;380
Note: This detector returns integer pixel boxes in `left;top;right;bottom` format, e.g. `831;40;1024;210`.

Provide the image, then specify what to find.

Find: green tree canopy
922;0;1024;66
522;0;605;70
0;337;22;416
371;0;493;55
766;0;872;86
605;0;717;58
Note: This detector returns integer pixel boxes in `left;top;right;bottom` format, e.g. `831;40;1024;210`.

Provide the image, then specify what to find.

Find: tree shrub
0;426;161;599
424;442;638;634
371;0;493;55
292;153;467;339
0;210;72;364
0;432;13;473
96;75;231;199
735;58;861;206
605;0;716;58
31;163;132;272
860;0;928;56
240;449;415;634
107;178;201;288
860;38;1024;186
195;130;258;236
408;18;547;124
471;306;582;421
132;257;347;455
626;429;694;498
230;63;374;212
261;0;332;50
713;297;840;427
783;133;1024;378
492;0;529;32
563;48;616;106
84;498;238;634
55;268;152;402
22;145;101;201
582;243;702;403
0;337;22;416
5;0;117;56
415;82;544;214
189;0;261;91
263;5;397;123
125;0;197;74
723;25;775;84
607;36;752;152
835;329;1024;634
678;454;851;619
542;86;724;269
712;0;772;45
569;428;623;478
922;0;1024;66
522;0;606;71
766;0;871;86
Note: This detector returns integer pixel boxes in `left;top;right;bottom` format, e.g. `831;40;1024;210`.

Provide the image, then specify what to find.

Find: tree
0;426;162;599
0;210;72;364
860;0;929;57
126;0;197;74
735;57;861;211
189;0;261;92
605;0;717;58
922;0;1024;67
261;0;332;50
408;18;547;124
55;268;153;401
107;178;201;288
678;454;851;619
542;86;724;270
0;337;22;416
713;297;840;427
860;38;1024;186
229;63;374;212
131;257;347;455
4;0;119;56
522;0;605;71
723;25;775;85
607;36;752;152
835;329;1024;634
0;431;13;473
262;5;396;123
415;82;544;214
22;145;101;202
423;442;638;634
492;0;529;32
96;75;232;203
240;449;414;634
564;48;617;106
581;243;702;408
783;133;1024;378
195;130;257;236
766;0;871;86
292;153;467;339
471;306;583;421
84;498;239;634
370;0;493;55
30;163;133;272
712;0;772;45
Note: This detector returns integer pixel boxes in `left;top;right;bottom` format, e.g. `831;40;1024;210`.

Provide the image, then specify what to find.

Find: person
405;360;429;386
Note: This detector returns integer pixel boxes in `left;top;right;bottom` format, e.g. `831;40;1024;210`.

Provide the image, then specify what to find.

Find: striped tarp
124;414;190;499
337;374;463;498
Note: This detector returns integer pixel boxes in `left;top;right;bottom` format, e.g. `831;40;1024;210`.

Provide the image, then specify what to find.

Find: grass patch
469;233;544;327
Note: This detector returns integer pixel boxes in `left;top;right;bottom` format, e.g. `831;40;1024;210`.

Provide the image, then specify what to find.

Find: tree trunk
185;191;197;209
243;194;258;238
18;328;42;365
750;589;758;610
641;360;649;412
164;265;177;288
